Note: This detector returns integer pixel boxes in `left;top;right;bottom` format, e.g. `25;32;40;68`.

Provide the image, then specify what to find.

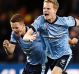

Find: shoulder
57;16;74;21
36;15;44;20
63;16;75;21
55;16;75;26
34;15;45;23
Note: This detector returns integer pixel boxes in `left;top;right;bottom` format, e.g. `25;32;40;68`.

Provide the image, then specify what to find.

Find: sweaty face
11;22;24;35
43;2;57;22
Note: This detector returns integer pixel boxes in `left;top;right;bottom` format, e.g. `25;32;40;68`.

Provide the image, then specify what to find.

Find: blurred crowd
0;0;79;64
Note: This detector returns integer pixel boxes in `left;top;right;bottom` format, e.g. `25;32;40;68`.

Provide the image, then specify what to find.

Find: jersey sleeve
31;16;43;32
28;25;36;32
63;16;76;27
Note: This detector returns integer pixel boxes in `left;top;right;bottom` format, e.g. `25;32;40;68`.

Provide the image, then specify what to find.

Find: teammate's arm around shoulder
23;28;37;41
3;40;16;55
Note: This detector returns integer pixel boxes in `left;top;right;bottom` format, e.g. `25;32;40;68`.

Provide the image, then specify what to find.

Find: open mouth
44;13;49;16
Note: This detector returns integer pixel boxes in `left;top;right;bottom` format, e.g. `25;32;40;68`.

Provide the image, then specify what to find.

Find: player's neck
47;15;57;24
22;26;26;36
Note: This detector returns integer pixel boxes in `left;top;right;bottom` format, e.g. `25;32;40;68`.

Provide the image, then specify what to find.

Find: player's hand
69;38;78;45
23;34;37;42
30;34;37;41
3;40;10;49
3;40;15;54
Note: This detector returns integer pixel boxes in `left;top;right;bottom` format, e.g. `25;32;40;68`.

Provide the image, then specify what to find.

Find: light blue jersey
10;31;46;65
32;15;76;59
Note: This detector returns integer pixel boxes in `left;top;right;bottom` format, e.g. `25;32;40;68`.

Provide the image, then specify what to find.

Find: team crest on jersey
60;59;66;67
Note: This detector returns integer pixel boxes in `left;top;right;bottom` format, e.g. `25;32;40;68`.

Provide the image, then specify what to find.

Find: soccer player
3;14;46;74
23;0;79;74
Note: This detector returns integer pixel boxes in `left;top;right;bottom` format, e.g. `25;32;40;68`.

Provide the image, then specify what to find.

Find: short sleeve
28;25;36;32
63;16;76;27
31;15;44;31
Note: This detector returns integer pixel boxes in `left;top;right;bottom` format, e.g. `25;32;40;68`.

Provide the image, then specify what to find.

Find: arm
23;28;37;41
5;30;22;54
23;16;42;41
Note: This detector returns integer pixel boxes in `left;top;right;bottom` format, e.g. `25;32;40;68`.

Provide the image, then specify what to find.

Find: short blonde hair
44;0;59;9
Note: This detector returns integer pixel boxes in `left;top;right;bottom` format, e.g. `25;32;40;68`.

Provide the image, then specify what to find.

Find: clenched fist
3;40;15;55
69;38;78;45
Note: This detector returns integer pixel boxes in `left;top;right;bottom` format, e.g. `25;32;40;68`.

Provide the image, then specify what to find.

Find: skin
3;40;15;55
69;38;78;45
43;2;57;23
10;22;26;37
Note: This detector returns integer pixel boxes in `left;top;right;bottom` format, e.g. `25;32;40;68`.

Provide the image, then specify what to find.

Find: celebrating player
3;14;46;74
23;0;79;74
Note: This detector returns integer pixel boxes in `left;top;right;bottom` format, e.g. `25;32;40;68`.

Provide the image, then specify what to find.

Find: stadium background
0;0;79;74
